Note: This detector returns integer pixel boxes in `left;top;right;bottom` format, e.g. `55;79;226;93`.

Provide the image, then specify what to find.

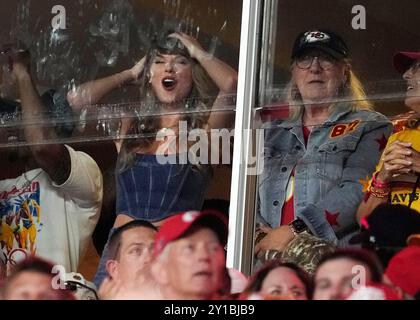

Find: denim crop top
116;154;212;222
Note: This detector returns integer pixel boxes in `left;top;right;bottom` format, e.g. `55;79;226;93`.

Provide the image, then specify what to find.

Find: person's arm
11;53;70;185
357;139;417;223
169;32;238;129
255;224;294;258
257;118;393;251
356;182;388;223
67;58;146;112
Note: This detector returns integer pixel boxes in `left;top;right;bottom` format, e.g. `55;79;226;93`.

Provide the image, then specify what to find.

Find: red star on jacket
325;210;340;227
375;134;388;151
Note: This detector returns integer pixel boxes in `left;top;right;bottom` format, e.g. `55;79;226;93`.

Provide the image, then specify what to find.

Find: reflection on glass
253;0;420;283
255;29;393;276
0;1;241;294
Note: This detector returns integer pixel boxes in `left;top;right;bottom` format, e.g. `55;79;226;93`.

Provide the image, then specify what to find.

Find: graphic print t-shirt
0;146;102;275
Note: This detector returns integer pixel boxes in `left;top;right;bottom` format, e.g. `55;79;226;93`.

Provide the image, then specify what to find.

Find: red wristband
371;172;390;189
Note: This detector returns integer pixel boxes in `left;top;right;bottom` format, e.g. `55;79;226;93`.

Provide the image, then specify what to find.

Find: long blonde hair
117;38;216;172
286;59;373;121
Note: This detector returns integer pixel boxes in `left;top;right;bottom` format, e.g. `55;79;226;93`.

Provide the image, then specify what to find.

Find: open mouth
162;77;177;90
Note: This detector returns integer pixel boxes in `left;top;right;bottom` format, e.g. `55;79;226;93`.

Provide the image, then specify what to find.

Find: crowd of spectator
0;29;419;300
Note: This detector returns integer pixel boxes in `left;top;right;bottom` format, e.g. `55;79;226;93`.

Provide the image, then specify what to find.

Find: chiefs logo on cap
182;211;200;222
303;31;330;43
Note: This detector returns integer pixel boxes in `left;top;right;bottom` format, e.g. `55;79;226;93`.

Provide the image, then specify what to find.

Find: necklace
21;170;43;190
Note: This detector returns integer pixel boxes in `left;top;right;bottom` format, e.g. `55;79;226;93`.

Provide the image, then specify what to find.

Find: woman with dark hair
243;260;312;300
313;249;383;300
357;51;420;221
68;31;237;286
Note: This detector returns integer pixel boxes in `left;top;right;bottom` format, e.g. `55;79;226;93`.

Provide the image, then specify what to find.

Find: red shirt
280;126;311;225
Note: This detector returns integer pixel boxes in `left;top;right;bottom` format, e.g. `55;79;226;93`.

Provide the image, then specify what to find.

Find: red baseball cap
154;210;228;258
385;245;420;297
393;51;420;74
346;283;401;300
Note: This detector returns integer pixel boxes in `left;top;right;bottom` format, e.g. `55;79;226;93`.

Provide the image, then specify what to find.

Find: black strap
408;173;420;208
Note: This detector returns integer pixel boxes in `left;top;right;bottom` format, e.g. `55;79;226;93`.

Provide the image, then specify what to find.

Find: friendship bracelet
369;185;390;199
371;172;390;189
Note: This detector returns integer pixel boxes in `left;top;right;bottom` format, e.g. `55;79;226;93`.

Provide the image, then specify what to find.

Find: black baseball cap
291;30;349;60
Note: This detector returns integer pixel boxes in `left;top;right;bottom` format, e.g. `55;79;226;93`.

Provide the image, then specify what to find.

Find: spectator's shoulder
64;144;101;177
350;109;392;134
354;108;390;123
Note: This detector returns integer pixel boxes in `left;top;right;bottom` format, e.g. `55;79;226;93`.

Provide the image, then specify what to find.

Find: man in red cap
151;210;228;300
384;245;420;300
357;50;420;220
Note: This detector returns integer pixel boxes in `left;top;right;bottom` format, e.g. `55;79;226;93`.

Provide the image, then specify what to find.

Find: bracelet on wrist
371;172;390;189
369;185;390;199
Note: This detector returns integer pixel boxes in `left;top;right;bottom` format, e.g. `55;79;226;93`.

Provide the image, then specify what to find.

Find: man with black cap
257;29;392;260
151;210;228;300
357;50;420;221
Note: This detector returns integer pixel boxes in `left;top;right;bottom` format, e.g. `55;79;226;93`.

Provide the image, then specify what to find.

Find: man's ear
106;260;118;279
151;259;169;286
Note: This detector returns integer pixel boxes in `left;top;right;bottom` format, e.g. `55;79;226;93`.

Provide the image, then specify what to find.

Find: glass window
251;0;420;275
0;0;241;284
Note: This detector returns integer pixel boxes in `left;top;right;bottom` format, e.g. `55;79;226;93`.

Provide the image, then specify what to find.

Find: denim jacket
258;103;393;246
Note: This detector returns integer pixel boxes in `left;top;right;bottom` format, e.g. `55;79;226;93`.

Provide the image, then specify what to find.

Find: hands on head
167;32;206;61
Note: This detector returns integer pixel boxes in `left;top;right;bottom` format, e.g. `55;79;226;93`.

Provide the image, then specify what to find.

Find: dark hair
359;203;420;267
244;261;313;299
3;256;75;300
316;249;383;283
367;203;420;247
0;91;75;139
40;89;75;138
0;97;20;114
9;256;55;277
107;220;158;261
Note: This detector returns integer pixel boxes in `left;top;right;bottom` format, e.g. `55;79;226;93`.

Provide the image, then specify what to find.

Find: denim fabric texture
258;103;393;246
116;154;211;221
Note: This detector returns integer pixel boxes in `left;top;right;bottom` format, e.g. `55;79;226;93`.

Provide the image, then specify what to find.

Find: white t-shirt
0;145;103;274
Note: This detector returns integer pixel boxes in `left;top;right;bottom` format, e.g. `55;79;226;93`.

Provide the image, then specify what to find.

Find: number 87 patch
330;120;360;138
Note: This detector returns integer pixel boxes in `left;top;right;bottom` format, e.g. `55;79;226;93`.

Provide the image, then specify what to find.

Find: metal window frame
227;0;278;275
226;0;263;275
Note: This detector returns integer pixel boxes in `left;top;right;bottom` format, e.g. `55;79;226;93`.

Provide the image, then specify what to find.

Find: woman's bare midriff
114;213;169;229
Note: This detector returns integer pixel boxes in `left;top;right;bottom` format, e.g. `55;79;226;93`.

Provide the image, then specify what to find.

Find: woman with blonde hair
256;30;392;261
68;31;237;286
